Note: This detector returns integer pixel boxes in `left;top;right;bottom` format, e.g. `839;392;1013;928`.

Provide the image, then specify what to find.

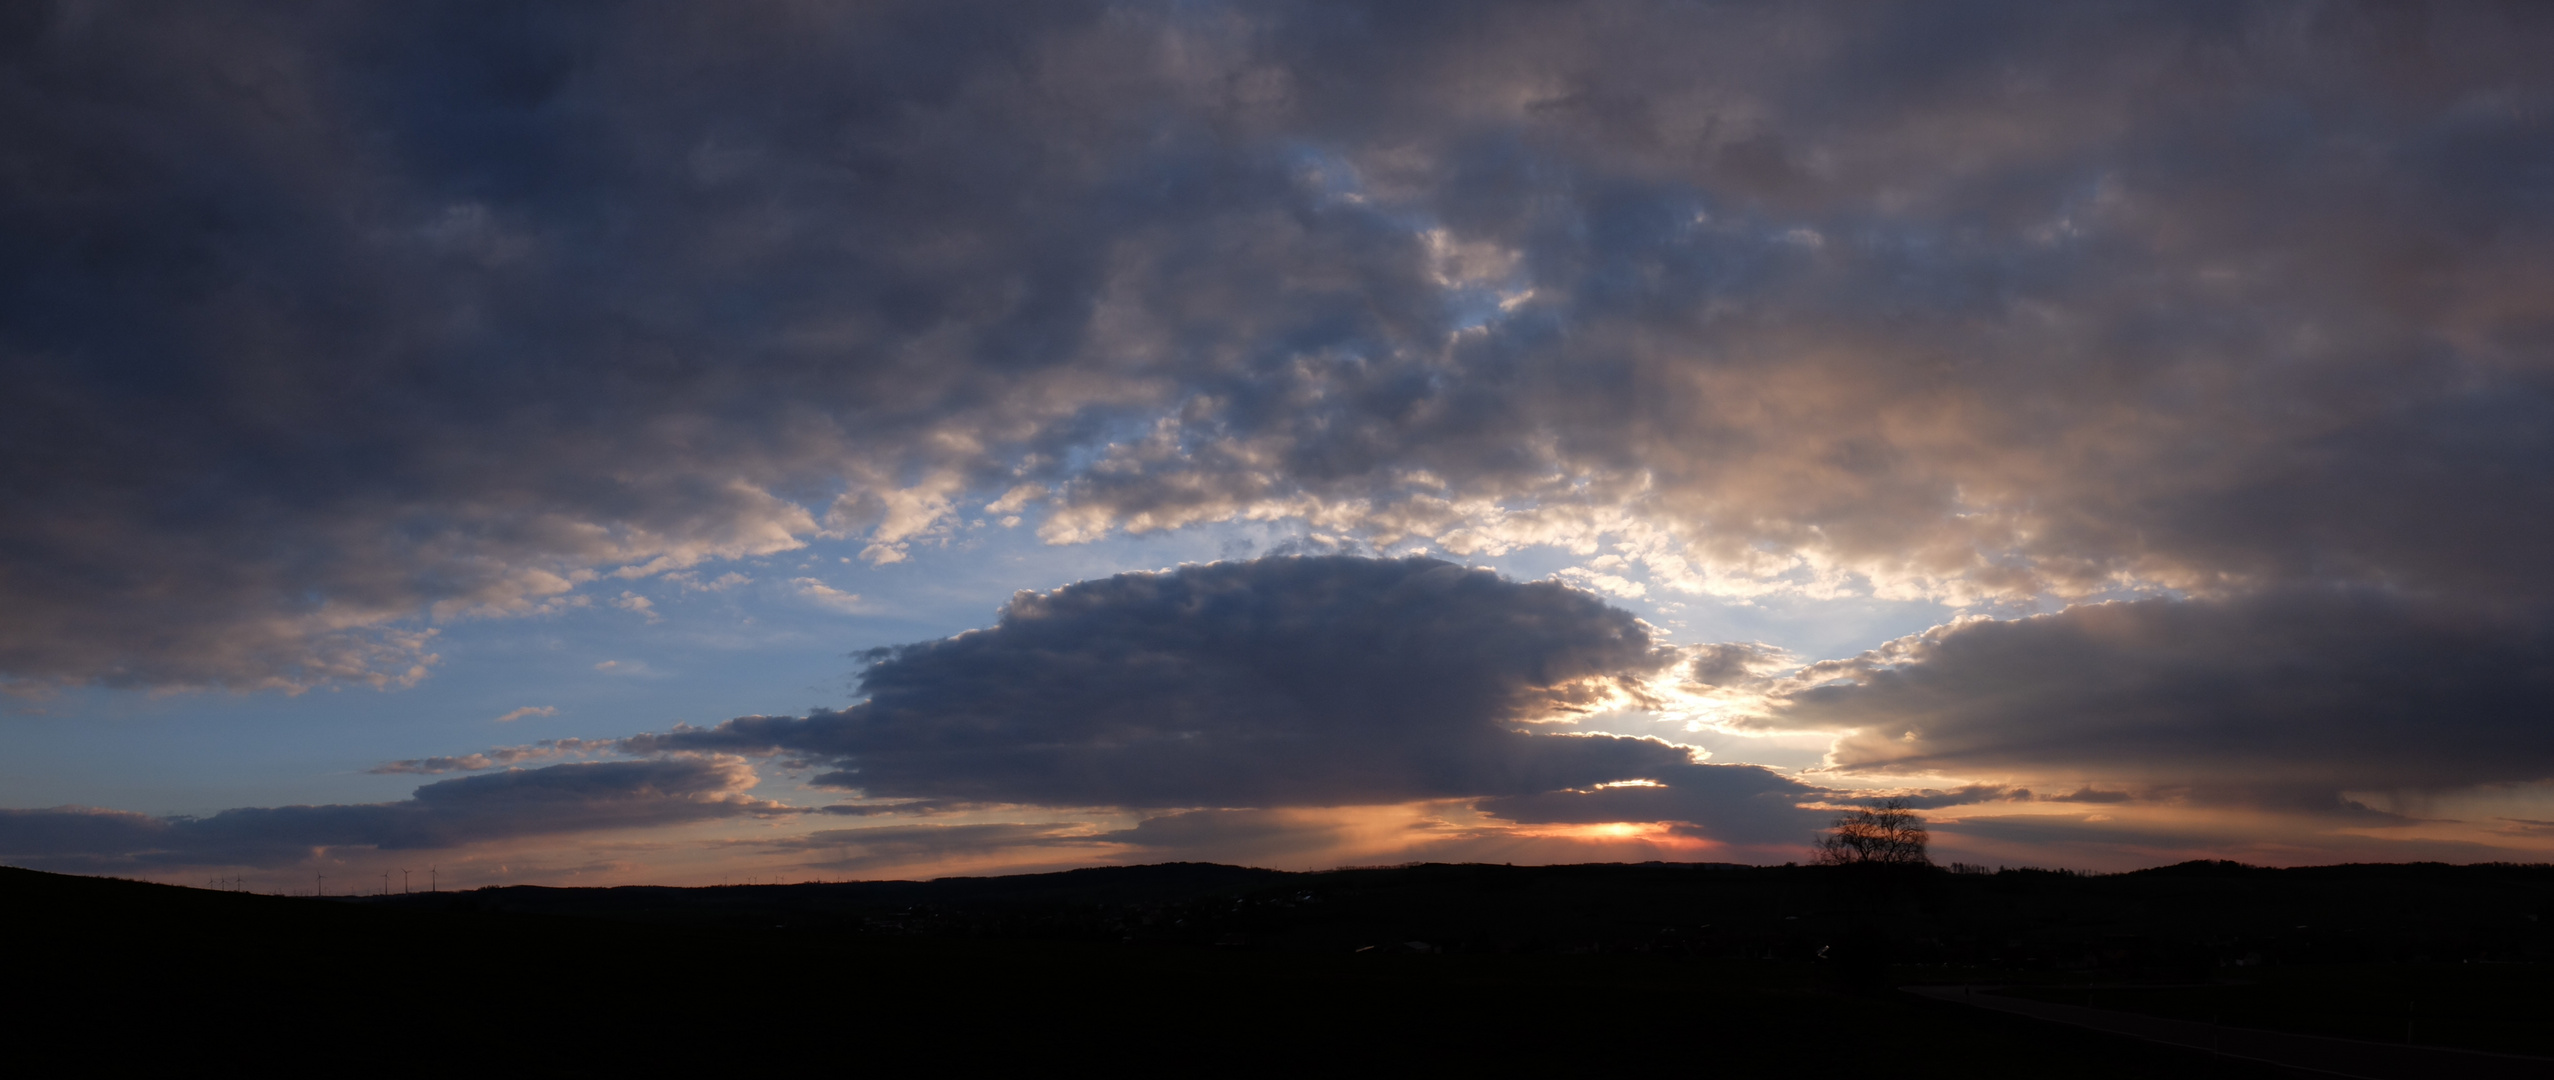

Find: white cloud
790;578;864;613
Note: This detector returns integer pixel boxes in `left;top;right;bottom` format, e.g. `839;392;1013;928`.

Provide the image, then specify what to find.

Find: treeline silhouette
373;859;2554;973
13;860;2549;1071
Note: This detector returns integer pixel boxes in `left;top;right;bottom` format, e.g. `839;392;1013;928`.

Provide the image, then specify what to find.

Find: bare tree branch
1813;798;1931;866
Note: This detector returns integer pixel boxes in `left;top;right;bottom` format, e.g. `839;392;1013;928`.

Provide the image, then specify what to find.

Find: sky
6;0;2554;890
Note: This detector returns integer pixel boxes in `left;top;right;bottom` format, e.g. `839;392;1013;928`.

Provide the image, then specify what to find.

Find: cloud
1011;1;2554;612
1823;784;2032;811
6;1;2552;692
1473;762;1822;845
492;705;558;724
1092;803;1745;868
789;578;863;613
1104;808;1367;862
0;758;793;871
628;556;1719;806
2044;787;2133;805
672;572;752;593
1756;591;2554;805
368;736;611;775
1552;566;1646;600
1686;642;1792;690
814;801;956;818
622;556;1819;845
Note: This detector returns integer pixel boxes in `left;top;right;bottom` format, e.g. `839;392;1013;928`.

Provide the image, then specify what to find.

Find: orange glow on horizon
1505;820;1718;851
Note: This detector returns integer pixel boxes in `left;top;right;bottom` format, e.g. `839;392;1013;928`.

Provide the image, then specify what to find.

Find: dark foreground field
12;860;2550;1074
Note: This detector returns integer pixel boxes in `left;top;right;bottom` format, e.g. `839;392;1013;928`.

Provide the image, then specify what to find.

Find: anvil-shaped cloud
629;556;1819;841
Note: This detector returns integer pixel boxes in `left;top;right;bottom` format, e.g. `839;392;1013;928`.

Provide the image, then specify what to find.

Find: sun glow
1511;820;1715;850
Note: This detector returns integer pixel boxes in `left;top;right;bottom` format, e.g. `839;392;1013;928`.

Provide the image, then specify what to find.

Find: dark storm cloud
1759;591;2554;805
1835;784;2033;811
628;556;1733;811
1031;0;2554;606
1104;809;1360;862
10;1;2554;692
0;757;789;871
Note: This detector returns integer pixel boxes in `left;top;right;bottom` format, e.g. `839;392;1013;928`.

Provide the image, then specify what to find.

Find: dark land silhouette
11;860;2550;1074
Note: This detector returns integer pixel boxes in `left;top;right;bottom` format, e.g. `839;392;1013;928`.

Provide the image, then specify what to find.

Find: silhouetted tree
1813;798;1930;866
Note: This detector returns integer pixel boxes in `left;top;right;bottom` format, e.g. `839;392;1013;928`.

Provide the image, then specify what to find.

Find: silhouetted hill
13;860;2551;1072
366;859;1297;923
360;857;2554;972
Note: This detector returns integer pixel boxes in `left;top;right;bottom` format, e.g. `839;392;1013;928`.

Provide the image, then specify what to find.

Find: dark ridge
11;860;2551;1070
388;859;1301;920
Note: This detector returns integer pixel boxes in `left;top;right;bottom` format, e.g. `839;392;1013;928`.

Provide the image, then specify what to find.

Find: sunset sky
6;1;2554;890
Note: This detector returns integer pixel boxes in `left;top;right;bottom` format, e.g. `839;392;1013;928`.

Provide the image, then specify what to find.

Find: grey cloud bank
1763;591;2554;806
5;557;2542;873
6;1;2551;692
0;758;786;872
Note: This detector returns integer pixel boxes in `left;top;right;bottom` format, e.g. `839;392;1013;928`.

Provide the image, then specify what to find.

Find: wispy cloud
369;737;614;776
789;578;863;614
